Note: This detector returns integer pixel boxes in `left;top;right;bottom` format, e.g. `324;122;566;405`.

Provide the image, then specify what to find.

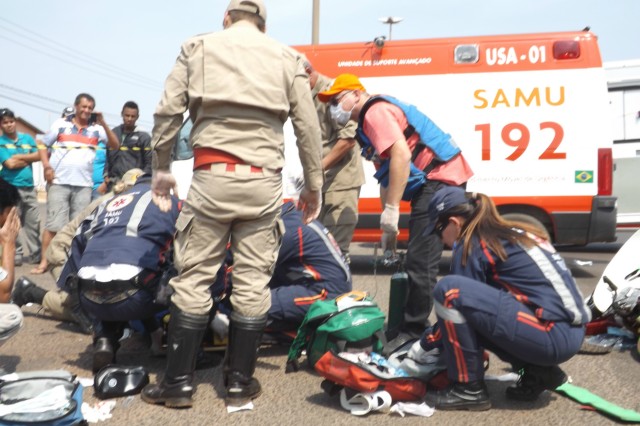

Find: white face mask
329;93;355;126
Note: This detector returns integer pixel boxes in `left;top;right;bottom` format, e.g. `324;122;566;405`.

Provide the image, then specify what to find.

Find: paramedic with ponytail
422;187;590;411
317;74;474;343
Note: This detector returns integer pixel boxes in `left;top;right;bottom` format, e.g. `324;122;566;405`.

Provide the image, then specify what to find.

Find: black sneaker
425;381;491;411
506;364;567;401
14;254;23;267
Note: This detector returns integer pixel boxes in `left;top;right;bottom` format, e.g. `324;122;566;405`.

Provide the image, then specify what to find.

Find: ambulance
171;30;617;246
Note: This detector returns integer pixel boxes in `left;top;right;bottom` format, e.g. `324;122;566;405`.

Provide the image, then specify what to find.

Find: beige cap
226;0;266;21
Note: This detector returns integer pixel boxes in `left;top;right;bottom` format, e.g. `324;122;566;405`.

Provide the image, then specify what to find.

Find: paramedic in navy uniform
422;187;589;411
213;201;352;332
57;174;180;373
268;202;352;328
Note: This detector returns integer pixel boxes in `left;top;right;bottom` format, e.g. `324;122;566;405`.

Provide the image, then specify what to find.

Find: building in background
605;60;640;232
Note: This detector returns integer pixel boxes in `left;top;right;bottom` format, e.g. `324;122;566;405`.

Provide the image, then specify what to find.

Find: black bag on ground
0;370;84;425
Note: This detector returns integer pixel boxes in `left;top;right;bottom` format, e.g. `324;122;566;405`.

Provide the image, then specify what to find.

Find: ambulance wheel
502;213;551;242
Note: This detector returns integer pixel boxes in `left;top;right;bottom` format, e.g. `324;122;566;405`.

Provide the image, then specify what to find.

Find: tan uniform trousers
319;188;360;256
170;163;283;317
42;289;74;322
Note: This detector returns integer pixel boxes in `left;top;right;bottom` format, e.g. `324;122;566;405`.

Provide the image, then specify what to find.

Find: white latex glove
297;187;322;224
211;312;229;341
380;203;400;233
151;170;178;212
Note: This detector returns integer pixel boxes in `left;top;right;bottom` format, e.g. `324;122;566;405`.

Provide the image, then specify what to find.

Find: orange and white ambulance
171;30;617;246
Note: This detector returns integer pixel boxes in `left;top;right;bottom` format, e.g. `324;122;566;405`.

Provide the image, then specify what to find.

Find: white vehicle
605;59;640;231
171;30;618;245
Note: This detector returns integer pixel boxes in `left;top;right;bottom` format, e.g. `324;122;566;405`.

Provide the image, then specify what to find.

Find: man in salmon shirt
318;74;474;346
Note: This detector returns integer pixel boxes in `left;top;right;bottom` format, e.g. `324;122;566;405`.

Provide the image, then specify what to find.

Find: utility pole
379;16;403;40
312;0;320;45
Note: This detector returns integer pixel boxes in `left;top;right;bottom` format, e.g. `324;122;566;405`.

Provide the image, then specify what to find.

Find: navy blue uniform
268;203;351;328
59;177;180;324
425;231;590;383
215;202;352;330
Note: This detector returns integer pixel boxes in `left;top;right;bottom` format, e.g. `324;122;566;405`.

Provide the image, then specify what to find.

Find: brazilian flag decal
575;170;594;183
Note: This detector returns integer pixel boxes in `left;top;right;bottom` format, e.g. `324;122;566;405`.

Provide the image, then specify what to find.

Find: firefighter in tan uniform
303;60;365;261
142;0;323;409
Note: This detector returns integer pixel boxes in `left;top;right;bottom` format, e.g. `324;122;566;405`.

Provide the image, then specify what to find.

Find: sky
1;0;639;133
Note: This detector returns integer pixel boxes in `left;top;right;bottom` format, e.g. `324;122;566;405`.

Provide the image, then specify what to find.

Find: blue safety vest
355;95;461;201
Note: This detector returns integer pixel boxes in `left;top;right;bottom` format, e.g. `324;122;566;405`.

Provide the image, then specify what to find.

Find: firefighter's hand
380;203;400;233
298;187;321;224
151;170;177;212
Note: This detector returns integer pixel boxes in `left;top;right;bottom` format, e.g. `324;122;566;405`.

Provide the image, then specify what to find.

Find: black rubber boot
506;364;567;401
224;312;268;406
92;321;122;373
141;306;208;408
424;381;491;411
11;276;47;307
93;338;117;373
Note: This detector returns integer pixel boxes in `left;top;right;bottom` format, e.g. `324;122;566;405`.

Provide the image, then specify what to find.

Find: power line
0;34;161;92
0;93;61;115
0;17;163;88
0;84;69;107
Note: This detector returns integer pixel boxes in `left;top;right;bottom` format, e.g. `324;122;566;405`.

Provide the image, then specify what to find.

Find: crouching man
57;174;180;372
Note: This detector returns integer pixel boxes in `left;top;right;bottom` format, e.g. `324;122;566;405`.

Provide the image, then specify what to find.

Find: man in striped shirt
33;93;118;274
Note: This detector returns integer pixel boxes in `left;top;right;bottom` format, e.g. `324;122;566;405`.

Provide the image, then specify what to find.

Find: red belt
193;147;263;173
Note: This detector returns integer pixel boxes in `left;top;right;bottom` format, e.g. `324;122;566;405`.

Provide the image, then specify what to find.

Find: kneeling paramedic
57;174;180;372
11;169;144;334
212;201;352;337
317;74;474;342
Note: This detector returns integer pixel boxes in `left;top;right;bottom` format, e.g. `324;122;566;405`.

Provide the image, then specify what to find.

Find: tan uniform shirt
151;21;322;191
312;74;365;193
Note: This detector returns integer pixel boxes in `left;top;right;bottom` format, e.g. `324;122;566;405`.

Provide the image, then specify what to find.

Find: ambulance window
172;118;193;161
454;44;479;64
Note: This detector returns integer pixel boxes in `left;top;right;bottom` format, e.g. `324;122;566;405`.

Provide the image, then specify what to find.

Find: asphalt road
2;239;639;425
